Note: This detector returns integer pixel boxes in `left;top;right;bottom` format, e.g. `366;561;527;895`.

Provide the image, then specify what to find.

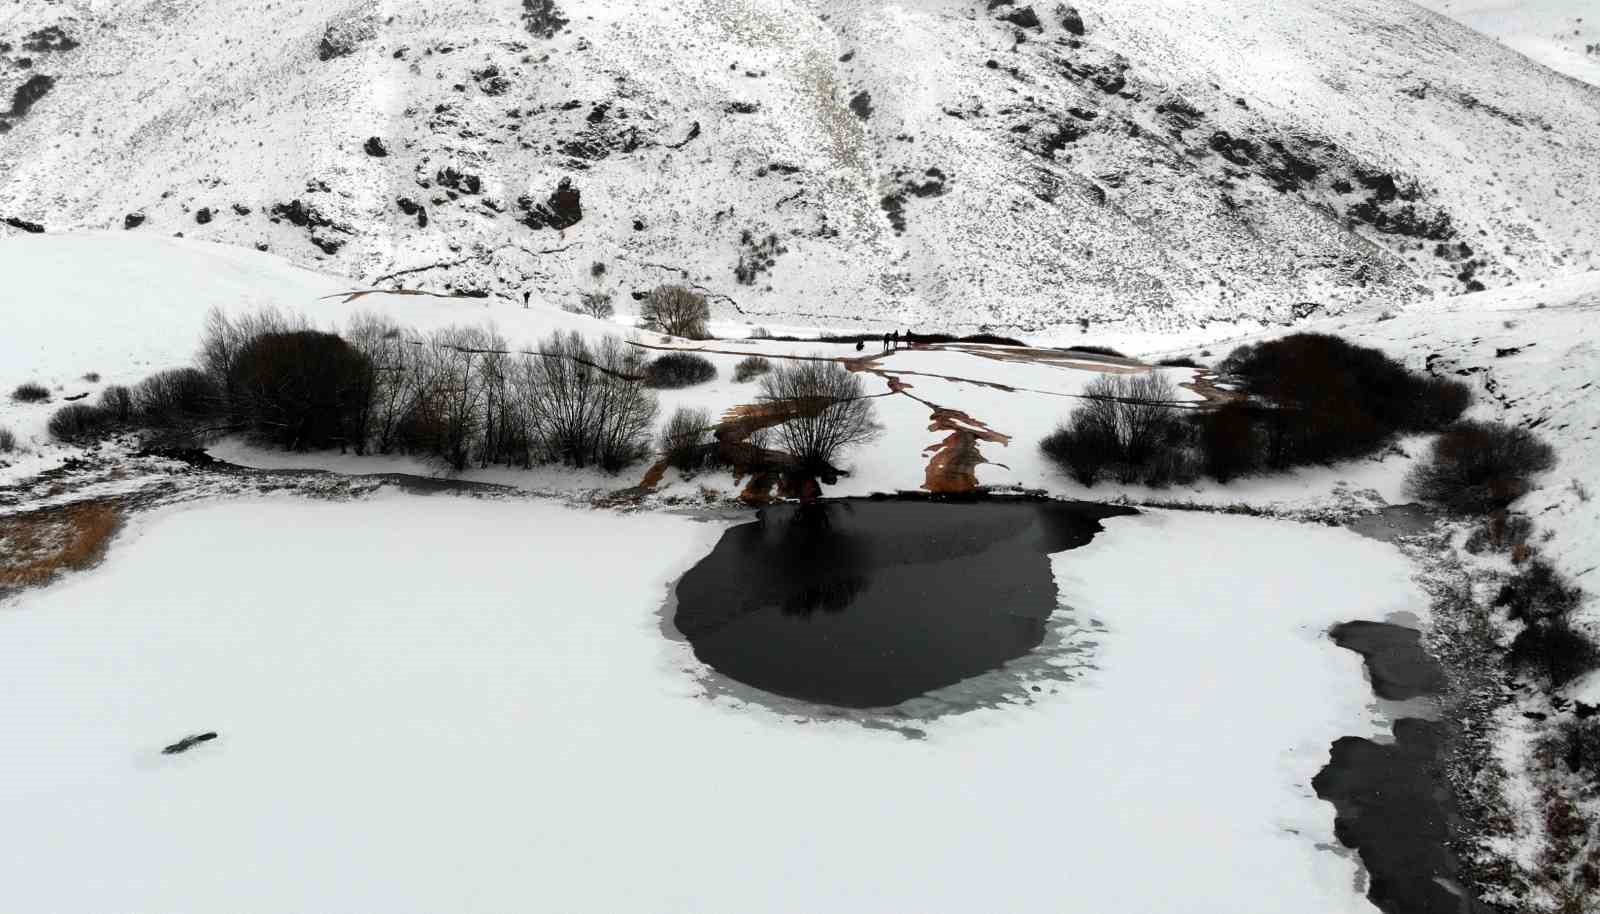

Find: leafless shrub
48;403;112;442
10;382;49;403
644;352;716;388
758;358;879;474
197;306;307;402
134;368;220;423
734;355;772;382
638;284;710;339
523;331;657;471
424;325;494;471
1507;615;1597;689
1407;420;1557;515
1464;511;1534;555
659;406;715;472
1493;560;1584;624
572;291;614;319
99;385;133;422
0;426;15;452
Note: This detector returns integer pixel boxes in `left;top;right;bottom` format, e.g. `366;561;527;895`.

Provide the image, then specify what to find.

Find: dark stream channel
1315;621;1499;914
672;499;1133;709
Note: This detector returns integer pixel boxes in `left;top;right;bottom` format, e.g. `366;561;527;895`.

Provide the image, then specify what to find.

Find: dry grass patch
0;500;123;595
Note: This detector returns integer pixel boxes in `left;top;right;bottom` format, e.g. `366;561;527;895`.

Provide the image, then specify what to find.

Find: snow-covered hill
3;0;1598;333
1412;0;1600;87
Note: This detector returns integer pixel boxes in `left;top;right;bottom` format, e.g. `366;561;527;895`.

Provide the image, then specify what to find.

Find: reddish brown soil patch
1180;370;1243;406
637;459;670;490
920;404;1012;493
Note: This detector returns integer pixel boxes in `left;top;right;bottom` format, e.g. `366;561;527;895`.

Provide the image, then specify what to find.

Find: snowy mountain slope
1411;0;1600;86
2;0;1598;333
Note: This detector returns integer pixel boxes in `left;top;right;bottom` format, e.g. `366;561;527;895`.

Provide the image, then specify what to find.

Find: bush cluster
644;352;716;389
0;426;15;453
1494;561;1595;690
48;403;113;441
1552;717;1600;779
1204;334;1470;473
1041;334;1474;488
734;355;772;382
1040;374;1193;486
99;385;133;422
1406;420;1557;514
1464;511;1534;556
134;368;219;423
11;382;50;403
198;310;658;472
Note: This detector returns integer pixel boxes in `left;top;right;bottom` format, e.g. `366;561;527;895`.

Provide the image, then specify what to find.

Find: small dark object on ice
162;732;218;755
855;340;864;352
63;392;88;401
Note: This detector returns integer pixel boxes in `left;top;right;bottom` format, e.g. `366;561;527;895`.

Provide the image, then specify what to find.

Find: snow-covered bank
0;495;1419;913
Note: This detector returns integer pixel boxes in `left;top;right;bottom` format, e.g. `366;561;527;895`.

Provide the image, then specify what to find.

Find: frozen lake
0;494;1424;912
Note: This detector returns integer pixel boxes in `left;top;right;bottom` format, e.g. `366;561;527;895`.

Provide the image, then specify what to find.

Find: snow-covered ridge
2;0;1598;333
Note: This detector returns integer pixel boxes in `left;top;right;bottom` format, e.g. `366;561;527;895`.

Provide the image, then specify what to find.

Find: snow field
0;495;1417;913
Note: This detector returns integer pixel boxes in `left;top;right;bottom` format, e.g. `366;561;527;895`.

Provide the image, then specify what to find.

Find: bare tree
524;331;657;470
638;284;710;339
426;326;490;470
574;290;615;319
758;358;879;474
197;306;306;409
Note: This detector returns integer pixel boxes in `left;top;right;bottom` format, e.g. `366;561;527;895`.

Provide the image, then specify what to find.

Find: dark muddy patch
1317;621;1499;914
672;499;1131;709
1331;620;1447;701
1346;503;1438;544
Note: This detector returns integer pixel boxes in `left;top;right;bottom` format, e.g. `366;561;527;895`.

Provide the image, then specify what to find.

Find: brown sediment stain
941;343;1147;373
1181;369;1244;406
0;499;123;598
636;459;670;491
874;371;1016;495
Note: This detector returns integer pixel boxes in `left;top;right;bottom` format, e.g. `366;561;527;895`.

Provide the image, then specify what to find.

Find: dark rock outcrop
22;26;79;53
123;212;146;230
364;136;388;157
317;24;360;61
1056;4;1086;35
999;6;1042;29
436;167;481;195
3;215;45;233
518;177;582;230
4;73;55;118
194;207;213;225
849;90;873;120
